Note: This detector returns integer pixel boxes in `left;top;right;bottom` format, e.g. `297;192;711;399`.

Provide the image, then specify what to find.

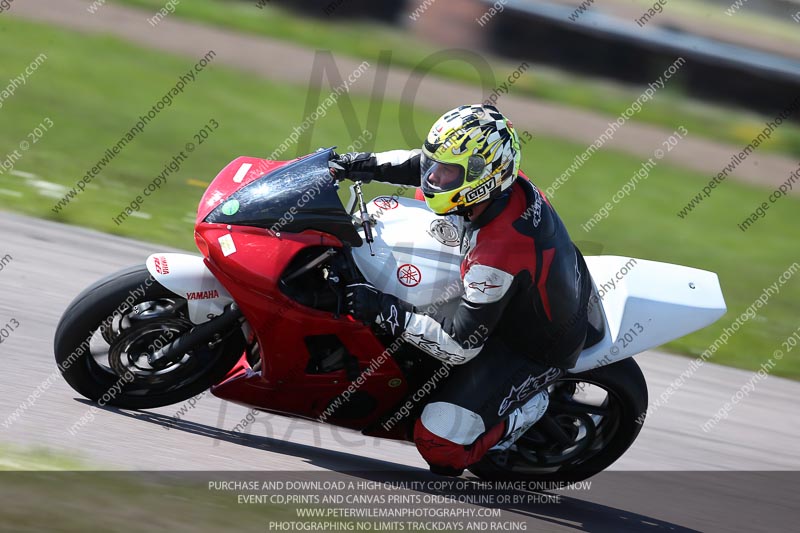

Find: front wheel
468;358;648;482
54;265;247;409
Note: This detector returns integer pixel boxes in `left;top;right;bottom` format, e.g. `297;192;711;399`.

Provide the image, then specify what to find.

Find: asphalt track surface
0;210;798;531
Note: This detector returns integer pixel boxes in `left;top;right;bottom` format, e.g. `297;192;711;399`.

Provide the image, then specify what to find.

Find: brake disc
107;317;193;382
101;299;185;345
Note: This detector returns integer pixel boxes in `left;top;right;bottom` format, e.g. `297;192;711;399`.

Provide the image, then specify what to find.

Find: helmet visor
420;153;465;194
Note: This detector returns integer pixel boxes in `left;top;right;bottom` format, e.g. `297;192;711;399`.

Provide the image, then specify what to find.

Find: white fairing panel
345;191;726;371
352;196;464;313
145;253;234;324
569;256;727;373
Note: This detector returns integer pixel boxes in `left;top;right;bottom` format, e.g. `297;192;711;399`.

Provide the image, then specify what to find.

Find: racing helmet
420;104;521;215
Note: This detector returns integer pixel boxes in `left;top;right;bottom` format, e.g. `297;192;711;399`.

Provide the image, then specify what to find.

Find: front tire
469;358;648;482
54;265;246;409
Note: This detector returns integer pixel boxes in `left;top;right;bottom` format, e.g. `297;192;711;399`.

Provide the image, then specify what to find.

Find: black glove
345;282;414;336
328;151;374;182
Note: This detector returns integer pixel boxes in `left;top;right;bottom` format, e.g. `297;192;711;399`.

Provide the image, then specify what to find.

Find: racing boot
489;390;550;452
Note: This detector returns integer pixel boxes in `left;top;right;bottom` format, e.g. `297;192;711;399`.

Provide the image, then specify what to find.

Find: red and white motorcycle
55;148;726;480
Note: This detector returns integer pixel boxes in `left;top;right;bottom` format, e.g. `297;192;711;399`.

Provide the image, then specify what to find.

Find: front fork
325;243;366;318
147;304;243;368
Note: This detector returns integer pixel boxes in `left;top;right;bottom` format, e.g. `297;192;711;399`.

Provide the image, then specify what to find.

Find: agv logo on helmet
420;104;521;215
463;177;496;203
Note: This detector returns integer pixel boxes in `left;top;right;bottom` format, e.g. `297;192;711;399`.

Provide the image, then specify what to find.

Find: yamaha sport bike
54;148;726;481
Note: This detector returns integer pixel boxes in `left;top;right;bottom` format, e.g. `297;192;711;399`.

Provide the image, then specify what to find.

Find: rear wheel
468;358;648;482
54;265;247;409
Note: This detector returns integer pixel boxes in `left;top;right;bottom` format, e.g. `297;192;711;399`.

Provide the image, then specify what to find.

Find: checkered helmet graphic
420;104;521;215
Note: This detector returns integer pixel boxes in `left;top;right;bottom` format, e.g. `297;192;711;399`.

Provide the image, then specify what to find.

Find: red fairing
197;223;409;430
196;156;289;224
192;154;411;431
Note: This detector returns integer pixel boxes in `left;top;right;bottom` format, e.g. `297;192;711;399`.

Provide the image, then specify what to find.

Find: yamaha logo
154;256;169;275
463;177;496;203
186;289;219;300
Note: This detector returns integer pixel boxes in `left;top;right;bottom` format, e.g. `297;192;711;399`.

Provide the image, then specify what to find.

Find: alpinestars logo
498;368;562;416
467;281;502;293
464;177;496;203
379;304;401;335
186;289;219;300
403;333;467;364
531;187;543;227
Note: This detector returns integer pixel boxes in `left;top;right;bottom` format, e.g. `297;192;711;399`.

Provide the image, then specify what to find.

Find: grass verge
109;0;800;157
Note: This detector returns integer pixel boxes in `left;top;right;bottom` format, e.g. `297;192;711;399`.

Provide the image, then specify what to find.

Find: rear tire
54;265;246;409
468;358;648;482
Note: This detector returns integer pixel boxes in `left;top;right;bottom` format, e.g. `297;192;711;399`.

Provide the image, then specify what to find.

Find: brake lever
354;181;375;256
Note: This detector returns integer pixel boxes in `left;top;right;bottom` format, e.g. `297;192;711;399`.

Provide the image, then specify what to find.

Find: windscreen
204;149;361;246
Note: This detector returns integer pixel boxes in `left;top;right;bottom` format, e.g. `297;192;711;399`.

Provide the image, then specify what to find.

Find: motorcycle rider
329;104;592;476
